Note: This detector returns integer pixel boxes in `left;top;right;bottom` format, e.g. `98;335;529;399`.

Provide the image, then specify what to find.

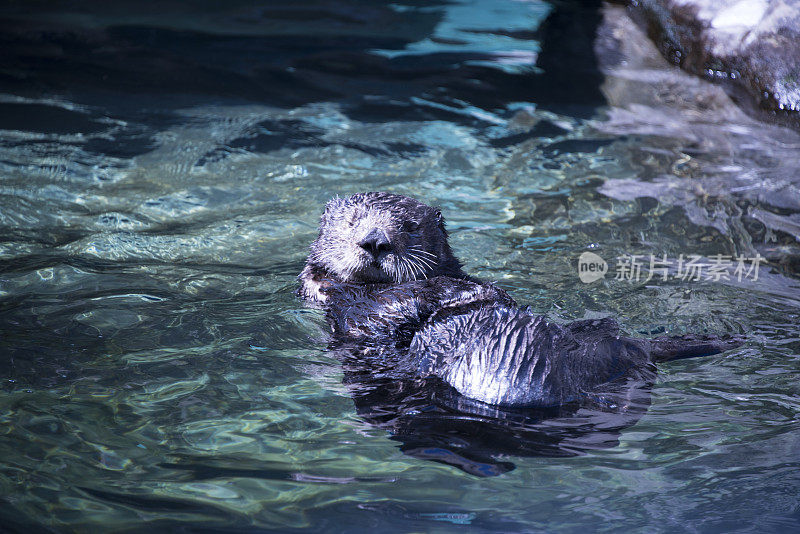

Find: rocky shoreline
620;0;800;129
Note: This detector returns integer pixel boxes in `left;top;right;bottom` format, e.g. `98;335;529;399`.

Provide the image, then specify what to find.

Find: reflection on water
0;0;799;532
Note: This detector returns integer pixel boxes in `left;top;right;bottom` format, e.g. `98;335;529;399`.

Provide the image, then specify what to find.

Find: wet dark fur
300;192;745;475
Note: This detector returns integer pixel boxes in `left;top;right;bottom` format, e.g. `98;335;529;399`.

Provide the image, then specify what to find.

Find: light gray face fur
300;192;463;301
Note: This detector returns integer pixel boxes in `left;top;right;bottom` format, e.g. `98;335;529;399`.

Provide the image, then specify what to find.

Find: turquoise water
1;1;799;532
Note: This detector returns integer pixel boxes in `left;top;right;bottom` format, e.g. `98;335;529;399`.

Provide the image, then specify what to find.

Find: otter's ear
322;197;345;220
434;208;448;234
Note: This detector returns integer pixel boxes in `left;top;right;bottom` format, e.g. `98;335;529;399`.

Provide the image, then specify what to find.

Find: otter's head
300;192;464;301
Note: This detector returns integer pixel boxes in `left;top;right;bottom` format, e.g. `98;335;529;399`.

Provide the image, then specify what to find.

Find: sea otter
300;192;744;408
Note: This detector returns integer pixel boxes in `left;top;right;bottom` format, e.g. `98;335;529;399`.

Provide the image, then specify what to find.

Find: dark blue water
1;1;799;532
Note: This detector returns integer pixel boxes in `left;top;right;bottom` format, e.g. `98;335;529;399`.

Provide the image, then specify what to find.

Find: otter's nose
358;228;392;258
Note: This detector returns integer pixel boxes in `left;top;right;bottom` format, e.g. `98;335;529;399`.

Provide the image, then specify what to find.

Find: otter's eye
402;221;419;233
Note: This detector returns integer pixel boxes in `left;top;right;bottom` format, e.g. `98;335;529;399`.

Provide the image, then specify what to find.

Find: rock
625;0;800;128
594;3;800;262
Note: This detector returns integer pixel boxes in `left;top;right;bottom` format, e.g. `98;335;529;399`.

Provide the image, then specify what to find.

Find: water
1;1;799;532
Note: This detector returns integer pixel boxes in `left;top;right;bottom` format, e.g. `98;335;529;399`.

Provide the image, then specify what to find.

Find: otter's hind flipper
645;333;745;362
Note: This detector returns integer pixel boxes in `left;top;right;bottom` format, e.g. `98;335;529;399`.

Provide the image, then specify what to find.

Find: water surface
0;1;799;532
